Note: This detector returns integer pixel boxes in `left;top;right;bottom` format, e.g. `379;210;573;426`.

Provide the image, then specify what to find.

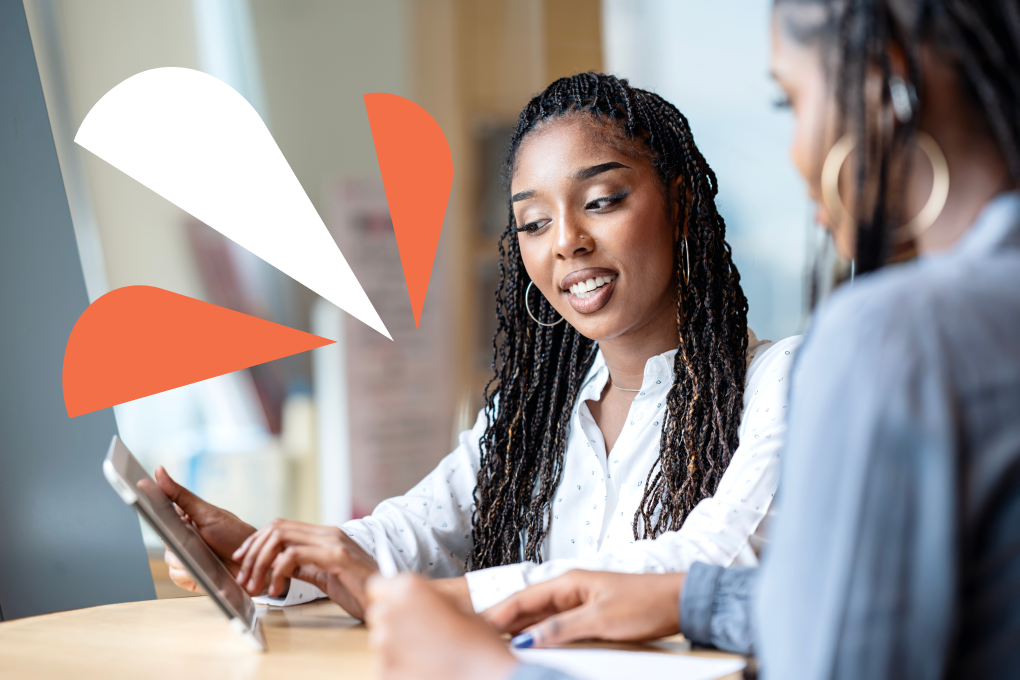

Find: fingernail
511;633;534;649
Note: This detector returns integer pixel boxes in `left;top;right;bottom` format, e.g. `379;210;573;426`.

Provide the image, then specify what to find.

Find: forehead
511;116;645;188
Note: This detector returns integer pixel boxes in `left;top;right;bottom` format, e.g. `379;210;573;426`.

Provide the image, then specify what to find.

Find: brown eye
585;191;629;211
515;219;549;234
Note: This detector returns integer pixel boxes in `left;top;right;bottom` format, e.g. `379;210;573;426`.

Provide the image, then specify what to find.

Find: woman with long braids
366;0;1020;678
155;73;800;617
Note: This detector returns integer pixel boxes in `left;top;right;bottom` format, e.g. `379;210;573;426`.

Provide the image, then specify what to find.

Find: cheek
611;211;675;287
516;235;555;286
791;104;824;193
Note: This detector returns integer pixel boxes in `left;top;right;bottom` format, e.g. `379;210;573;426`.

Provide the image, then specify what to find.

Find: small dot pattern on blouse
333;335;803;614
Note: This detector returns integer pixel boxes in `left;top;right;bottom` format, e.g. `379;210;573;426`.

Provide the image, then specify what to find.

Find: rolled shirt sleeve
680;563;759;656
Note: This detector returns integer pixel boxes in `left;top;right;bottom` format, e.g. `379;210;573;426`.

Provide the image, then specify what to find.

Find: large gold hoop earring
680;236;691;286
904;133;950;238
821;132;949;239
525;281;565;327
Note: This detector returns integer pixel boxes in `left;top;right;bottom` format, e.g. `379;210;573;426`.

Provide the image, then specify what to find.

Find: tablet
103;435;265;651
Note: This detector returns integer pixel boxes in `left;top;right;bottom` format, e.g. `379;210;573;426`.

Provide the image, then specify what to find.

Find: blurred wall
22;0;604;526
603;0;810;340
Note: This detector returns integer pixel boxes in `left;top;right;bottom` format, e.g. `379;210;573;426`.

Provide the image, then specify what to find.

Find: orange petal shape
62;286;334;418
364;93;452;328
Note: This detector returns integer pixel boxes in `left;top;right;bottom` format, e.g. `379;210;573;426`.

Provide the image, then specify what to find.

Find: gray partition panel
0;0;155;620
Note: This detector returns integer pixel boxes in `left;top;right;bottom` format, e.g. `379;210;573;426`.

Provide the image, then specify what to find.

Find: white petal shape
75;67;390;339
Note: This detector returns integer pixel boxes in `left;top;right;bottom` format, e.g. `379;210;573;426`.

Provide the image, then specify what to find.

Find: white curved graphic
75;67;390;339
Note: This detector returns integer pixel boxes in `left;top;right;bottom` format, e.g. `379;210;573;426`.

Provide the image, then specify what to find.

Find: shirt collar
578;346;678;406
949;190;1020;259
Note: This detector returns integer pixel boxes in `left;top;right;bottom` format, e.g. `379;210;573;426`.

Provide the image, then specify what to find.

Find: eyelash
773;95;792;109
585;190;629;211
515;190;629;234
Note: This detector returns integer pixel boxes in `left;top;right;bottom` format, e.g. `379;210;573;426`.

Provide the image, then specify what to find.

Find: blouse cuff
465;563;529;612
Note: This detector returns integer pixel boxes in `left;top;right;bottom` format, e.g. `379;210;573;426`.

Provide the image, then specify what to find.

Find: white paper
513;648;745;680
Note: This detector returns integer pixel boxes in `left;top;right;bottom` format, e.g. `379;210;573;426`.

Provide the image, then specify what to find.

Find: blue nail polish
511;632;534;649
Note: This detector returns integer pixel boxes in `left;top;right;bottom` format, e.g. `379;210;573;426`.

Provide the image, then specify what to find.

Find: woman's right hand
154;465;257;591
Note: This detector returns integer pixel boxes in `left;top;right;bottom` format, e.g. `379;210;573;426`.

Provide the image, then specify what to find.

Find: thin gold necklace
609;376;640;393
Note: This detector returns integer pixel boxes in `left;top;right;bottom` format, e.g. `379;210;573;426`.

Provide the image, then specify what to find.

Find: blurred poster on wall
329;179;455;517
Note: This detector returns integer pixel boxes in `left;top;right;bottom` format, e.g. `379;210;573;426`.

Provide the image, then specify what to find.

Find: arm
232;408;489;612
340;406;488;576
466;338;799;611
367;574;520;680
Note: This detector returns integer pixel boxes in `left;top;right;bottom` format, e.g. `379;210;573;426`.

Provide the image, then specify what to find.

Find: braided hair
469;73;749;570
775;0;1020;272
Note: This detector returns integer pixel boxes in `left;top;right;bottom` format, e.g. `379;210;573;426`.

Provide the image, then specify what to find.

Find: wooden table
0;596;744;679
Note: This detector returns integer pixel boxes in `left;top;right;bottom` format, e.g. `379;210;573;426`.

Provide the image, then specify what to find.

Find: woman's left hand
232;519;378;618
367;573;519;680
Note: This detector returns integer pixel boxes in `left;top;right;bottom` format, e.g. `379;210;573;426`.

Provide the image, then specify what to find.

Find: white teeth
568;274;617;298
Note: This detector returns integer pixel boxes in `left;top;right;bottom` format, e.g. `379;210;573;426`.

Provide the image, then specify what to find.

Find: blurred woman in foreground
367;0;1020;678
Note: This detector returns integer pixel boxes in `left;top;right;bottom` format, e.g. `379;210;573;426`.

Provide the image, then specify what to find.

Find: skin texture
484;570;687;647
368;574;519;680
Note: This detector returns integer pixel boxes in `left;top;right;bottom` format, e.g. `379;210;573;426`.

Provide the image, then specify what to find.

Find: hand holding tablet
103;436;267;650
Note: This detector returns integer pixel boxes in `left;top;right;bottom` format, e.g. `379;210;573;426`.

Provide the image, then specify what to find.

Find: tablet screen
114;447;256;626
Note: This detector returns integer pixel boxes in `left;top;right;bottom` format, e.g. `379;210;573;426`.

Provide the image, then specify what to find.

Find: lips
561;267;619;315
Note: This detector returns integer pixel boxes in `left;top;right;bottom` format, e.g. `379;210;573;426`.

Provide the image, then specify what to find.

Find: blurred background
23;0;812;592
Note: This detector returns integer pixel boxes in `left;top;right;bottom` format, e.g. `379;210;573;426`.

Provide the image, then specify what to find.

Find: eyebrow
573;161;630;180
511;162;631;203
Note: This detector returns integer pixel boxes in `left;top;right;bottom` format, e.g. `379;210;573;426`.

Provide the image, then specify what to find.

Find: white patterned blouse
287;330;801;611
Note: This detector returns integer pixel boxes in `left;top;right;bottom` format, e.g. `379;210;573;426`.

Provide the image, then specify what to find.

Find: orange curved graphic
62;286;333;418
364;93;452;329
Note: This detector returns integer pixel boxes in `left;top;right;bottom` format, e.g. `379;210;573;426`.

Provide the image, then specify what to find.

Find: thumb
512;604;603;649
154;466;205;516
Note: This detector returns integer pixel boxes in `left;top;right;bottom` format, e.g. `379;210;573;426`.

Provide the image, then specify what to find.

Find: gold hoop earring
681;236;691;286
821;132;949;239
525;281;565;327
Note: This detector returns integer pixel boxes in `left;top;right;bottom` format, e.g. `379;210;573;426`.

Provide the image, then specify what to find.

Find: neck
912;130;1012;253
596;299;677;391
911;56;1015;253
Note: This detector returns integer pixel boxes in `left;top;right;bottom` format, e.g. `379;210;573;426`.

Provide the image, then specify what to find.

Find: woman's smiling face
511;116;678;342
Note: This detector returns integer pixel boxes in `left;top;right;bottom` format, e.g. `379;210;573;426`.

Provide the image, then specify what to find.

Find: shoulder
746;335;803;387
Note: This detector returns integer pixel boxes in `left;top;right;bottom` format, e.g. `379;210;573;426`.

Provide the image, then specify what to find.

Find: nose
552;207;592;260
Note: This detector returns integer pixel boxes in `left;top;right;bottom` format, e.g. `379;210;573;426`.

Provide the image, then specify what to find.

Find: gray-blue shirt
514;192;1020;680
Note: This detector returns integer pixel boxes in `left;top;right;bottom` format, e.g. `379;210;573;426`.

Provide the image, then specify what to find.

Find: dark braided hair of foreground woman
469;73;749;570
775;0;1020;272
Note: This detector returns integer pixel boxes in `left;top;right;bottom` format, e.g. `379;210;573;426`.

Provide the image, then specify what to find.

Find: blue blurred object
0;0;155;621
